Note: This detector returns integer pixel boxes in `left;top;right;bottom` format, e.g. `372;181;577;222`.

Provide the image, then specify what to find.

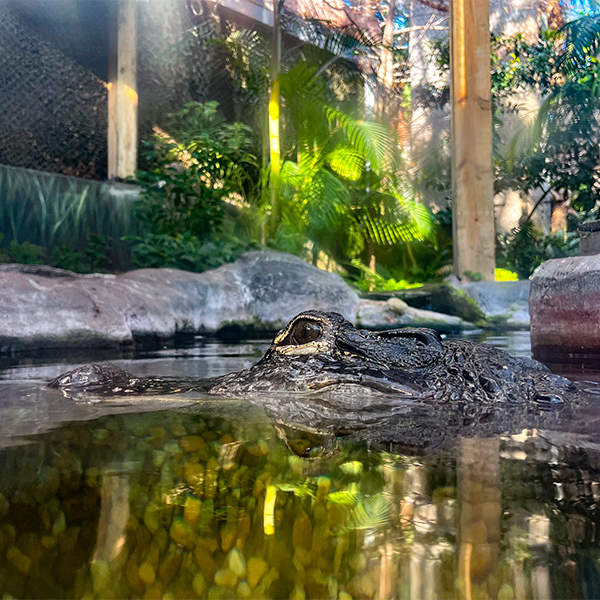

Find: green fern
341;493;392;533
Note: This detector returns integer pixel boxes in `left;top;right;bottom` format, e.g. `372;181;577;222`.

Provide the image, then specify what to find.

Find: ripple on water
0;336;599;599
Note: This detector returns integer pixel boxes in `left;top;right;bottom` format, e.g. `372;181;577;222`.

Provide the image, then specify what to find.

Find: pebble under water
1;334;600;600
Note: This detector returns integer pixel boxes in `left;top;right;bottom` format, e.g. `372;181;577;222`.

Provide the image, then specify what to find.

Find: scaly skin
50;310;578;413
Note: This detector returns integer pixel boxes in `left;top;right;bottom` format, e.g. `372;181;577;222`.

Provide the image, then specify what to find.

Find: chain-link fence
0;1;108;179
0;0;390;179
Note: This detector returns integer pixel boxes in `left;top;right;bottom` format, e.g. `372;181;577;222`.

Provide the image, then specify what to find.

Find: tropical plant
350;259;423;292
475;10;600;215
276;61;433;268
135;102;257;237
0;165;138;269
129;102;260;272
0;234;44;265
498;62;600;213
128;232;257;272
497;223;578;279
214;26;434;275
51;234;110;273
559;12;600;74
422;20;600;277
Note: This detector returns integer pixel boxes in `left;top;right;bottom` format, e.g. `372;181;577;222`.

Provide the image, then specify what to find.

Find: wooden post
450;0;495;281
375;0;396;118
108;0;138;180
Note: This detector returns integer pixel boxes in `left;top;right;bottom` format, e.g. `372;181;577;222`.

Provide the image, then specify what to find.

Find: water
1;333;600;599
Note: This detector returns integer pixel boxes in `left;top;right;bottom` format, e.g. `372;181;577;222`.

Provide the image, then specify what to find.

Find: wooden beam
108;0;138;180
450;0;495;281
216;0;273;26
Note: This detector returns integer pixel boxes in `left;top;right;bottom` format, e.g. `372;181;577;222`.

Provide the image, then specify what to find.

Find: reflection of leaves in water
329;486;359;506
277;480;316;498
342;493;392;533
507;525;532;562
340;461;363;476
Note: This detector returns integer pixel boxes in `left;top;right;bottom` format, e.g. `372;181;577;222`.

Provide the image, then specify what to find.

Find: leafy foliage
51;234;110;273
130;102;260;272
0;235;44;265
128;232;257;272
0;232;110;273
495;268;519;282
214;27;434;277
497;223;578;279
350;259;423;292
425;23;600;277
0;165;138;270
559;13;600;74
276;63;433;267
135;102;256;239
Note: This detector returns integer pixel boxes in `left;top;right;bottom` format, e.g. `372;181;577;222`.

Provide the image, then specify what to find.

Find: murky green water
1;335;600;600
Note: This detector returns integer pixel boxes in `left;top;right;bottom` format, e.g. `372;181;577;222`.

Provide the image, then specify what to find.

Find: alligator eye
289;319;323;345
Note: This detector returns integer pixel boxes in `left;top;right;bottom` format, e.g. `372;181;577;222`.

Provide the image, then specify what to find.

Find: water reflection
1;400;600;599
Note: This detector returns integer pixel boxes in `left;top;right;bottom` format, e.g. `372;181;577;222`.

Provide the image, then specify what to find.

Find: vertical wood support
375;0;396;118
108;0;138;180
450;0;495;281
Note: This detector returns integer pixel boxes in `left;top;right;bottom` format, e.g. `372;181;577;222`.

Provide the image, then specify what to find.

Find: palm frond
341;493;392;533
325;107;396;173
501;95;551;172
327;145;365;181
558;14;600;74
304;169;351;229
280;160;302;200
218;29;270;103
281;157;350;232
357;189;434;245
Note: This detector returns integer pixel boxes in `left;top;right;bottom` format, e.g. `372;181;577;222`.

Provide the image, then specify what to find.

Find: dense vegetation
3;4;600;284
127;31;435;286
124;7;600;286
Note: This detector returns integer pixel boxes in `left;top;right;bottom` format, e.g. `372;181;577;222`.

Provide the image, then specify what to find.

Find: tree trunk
375;0;396;119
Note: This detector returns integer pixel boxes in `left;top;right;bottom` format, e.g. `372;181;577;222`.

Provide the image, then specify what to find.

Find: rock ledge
0;251;359;352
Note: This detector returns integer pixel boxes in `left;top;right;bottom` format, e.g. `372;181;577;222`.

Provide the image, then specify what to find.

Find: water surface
1;333;600;600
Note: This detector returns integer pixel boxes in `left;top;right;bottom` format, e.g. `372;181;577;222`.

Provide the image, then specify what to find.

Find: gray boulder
357;298;475;333
459;279;530;328
430;277;530;329
530;254;600;363
0;251;359;351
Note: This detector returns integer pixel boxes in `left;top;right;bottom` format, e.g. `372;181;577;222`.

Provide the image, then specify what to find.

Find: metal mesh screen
0;0;403;179
0;0;242;178
0;2;108;179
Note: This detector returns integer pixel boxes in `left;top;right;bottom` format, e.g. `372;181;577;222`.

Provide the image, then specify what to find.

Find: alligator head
49;310;592;452
208;310;445;396
50;310;578;406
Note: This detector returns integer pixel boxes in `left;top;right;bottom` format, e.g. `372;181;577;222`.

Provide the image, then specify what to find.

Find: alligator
49;310;597;453
50;310;580;404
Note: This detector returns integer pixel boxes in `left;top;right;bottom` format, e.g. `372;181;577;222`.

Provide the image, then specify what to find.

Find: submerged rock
0;251;359;352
